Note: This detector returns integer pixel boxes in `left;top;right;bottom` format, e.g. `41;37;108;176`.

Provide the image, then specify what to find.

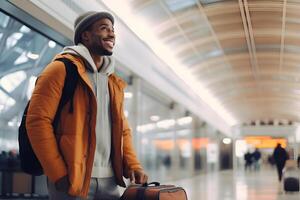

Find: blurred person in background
273;143;288;182
244;151;252;171
252;148;261;171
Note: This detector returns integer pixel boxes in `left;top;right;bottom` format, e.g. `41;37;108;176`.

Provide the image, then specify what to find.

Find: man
26;11;148;199
273;143;288;182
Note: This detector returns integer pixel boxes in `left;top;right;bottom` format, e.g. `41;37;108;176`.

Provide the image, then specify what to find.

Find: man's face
84;18;115;56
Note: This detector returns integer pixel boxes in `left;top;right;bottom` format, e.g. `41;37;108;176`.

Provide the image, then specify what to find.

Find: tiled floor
171;168;300;200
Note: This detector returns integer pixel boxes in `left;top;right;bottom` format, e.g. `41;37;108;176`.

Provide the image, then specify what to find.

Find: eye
100;26;107;30
98;25;114;33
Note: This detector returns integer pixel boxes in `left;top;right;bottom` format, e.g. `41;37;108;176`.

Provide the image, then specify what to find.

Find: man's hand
129;170;148;184
55;175;70;192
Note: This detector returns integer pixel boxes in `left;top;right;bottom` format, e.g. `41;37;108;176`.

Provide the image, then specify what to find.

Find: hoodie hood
61;43;114;75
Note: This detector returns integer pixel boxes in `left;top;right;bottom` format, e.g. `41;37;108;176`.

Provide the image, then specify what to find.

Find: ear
81;31;90;43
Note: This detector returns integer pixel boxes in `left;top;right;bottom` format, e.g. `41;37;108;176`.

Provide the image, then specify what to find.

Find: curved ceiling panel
126;0;300;126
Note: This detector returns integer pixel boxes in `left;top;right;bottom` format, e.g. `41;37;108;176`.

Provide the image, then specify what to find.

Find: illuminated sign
244;136;286;148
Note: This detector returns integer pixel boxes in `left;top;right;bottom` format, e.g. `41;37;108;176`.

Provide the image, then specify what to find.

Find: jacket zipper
81;84;96;195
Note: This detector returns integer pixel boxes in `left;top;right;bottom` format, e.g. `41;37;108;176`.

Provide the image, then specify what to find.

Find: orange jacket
26;54;143;197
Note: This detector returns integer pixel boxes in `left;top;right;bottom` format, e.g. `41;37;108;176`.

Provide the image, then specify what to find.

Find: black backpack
18;57;79;176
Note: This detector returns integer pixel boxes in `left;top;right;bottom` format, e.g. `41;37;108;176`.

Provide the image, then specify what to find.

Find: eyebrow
98;22;113;27
99;23;110;26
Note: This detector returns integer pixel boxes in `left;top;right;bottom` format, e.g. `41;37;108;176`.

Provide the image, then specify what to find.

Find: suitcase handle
142;182;160;187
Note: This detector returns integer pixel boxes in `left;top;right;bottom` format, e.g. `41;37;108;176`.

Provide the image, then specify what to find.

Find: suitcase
284;177;299;192
283;160;300;192
121;182;188;200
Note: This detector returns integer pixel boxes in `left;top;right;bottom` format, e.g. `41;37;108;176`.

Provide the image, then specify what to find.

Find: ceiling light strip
243;0;260;77
238;0;257;78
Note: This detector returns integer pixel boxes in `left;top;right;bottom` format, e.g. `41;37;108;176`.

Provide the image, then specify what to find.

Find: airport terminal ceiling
112;0;300;127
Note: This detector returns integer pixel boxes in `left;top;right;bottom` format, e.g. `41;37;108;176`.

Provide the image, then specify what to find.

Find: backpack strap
52;57;79;128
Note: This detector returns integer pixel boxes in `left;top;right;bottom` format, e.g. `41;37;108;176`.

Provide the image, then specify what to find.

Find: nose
109;32;115;38
108;29;115;38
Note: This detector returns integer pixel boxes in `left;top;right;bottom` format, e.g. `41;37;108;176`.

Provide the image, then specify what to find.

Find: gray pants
48;177;120;200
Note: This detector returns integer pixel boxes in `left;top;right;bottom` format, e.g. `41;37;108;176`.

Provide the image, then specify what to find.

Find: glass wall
0;8;65;198
122;77;206;181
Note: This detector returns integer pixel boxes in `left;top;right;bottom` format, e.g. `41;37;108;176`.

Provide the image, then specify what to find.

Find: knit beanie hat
74;11;114;45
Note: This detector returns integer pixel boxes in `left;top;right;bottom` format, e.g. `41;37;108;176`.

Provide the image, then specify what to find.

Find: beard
88;35;114;56
90;44;113;56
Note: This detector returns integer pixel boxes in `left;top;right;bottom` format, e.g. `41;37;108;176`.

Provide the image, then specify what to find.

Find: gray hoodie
61;44;114;178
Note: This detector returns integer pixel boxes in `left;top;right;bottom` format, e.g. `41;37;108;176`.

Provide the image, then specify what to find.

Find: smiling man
26;11;148;200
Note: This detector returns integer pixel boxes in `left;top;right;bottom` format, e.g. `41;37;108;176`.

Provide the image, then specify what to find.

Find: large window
0;10;63;152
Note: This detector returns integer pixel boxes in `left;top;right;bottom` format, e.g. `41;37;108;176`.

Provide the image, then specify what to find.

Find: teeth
105;41;114;47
